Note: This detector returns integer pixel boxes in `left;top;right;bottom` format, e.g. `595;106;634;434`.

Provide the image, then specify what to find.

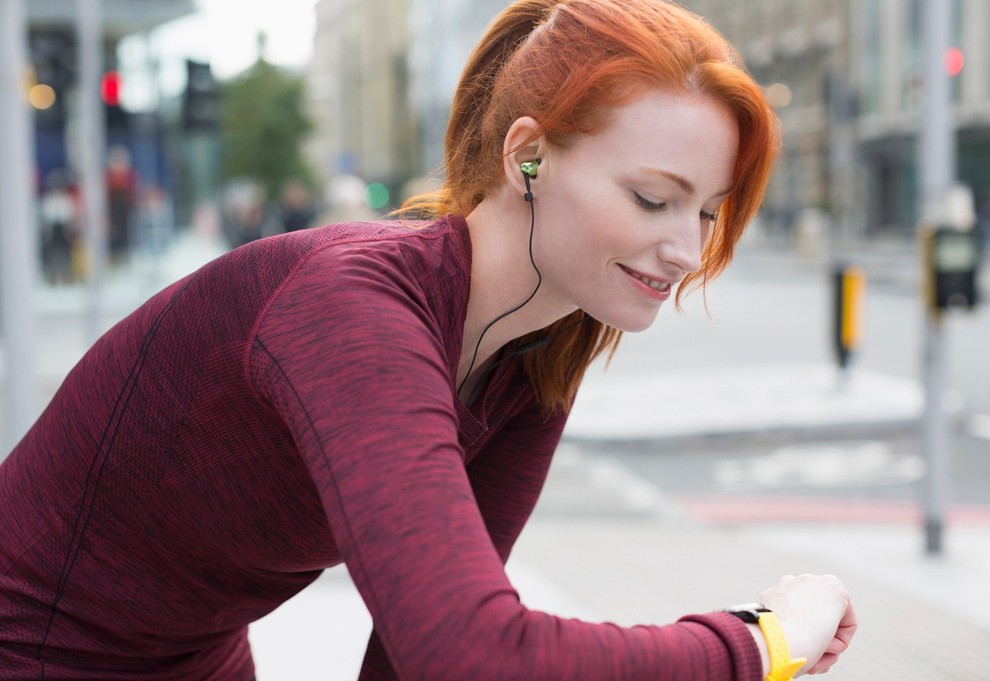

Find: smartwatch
724;604;806;681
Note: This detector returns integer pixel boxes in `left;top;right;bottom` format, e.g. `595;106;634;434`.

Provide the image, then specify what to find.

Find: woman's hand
759;574;858;676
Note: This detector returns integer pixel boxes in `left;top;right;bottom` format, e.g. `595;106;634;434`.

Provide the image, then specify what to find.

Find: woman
0;1;856;679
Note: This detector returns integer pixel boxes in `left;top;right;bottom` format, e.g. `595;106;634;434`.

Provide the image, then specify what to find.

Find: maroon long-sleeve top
0;216;761;680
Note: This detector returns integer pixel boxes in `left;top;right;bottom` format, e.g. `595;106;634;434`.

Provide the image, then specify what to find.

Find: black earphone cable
457;173;543;399
468;311;589;396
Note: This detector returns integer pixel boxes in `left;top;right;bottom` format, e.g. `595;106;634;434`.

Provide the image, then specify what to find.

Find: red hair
400;0;780;412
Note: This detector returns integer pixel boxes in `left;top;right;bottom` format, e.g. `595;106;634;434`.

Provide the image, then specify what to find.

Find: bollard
832;262;866;371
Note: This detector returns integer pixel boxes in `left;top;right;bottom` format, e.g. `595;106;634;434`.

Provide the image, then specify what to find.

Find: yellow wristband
757;611;806;681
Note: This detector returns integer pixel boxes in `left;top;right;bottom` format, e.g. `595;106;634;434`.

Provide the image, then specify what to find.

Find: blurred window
863;0;881;115
951;0;962;103
903;0;923;112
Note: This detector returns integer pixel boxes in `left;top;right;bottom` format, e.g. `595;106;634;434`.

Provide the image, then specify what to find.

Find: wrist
723;604;806;681
745;622;770;678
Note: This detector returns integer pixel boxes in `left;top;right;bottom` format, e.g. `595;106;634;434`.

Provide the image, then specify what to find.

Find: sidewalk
518;445;990;681
565;362;924;442
248;442;990;680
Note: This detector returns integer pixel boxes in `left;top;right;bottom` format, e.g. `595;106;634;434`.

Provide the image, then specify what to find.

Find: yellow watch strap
757;611;807;681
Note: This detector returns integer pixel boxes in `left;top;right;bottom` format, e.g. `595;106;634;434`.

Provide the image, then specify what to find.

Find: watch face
724;603;770;624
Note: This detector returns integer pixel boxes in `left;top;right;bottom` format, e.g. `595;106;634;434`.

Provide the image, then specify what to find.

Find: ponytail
401;1;558;219
399;0;780;413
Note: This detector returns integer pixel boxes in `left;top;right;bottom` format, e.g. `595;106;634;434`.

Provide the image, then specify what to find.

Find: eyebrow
639;166;733;199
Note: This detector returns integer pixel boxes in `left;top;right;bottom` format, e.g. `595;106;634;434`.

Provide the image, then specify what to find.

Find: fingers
805;652;837;675
806;658;835;674
824;636;850;655
835;601;858;645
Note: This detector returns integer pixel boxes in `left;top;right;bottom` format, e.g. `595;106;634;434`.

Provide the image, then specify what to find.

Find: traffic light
101;69;129;130
944;47;964;78
182;60;220;131
101;70;122;106
922;227;981;312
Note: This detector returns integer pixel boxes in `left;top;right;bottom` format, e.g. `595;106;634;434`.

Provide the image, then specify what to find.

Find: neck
458;190;577;394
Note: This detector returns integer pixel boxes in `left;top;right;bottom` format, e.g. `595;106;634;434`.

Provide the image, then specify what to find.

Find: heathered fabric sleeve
466;401;567;562
357;402;567;679
250;251;762;680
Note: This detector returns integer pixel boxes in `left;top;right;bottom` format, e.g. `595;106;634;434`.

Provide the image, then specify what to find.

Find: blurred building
308;0;417;204
27;0;192;29
307;0;510;206
682;0;990;248
309;1;990;241
405;0;509;175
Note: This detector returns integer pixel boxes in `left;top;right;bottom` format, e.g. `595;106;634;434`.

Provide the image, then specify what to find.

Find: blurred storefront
25;0;196;280
27;0;195;179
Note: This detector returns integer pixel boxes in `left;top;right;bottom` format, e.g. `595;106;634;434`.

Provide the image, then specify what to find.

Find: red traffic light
100;70;122;106
944;47;964;78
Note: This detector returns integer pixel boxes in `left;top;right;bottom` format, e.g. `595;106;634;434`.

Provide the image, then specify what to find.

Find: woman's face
532;88;739;332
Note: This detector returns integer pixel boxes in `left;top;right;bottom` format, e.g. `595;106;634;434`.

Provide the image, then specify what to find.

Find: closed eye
701;210;718;223
634;192;666;212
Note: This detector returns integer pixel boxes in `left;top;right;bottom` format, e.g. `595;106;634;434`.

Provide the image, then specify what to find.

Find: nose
656;212;706;275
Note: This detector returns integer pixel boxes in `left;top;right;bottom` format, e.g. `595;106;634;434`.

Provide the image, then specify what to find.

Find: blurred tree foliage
219;57;314;202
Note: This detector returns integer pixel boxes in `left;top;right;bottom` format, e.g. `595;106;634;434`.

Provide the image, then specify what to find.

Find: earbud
520;160;541;179
521;159;541;202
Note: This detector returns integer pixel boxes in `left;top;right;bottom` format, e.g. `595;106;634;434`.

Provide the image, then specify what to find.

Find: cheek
540;173;628;269
536;217;604;290
560;210;617;266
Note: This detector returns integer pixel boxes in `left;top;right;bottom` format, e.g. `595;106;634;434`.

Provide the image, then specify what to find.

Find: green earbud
520;160;541;179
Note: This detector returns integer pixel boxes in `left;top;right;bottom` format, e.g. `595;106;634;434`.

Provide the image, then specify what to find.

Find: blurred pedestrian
106;145;136;264
38;168;77;285
318;172;382;224
220;179;268;247
0;1;855;679
279;177;317;232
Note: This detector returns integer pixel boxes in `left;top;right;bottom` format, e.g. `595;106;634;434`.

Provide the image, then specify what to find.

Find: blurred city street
2;227;988;679
3;0;990;678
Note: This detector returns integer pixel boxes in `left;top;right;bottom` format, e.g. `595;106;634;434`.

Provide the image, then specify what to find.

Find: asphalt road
569;427;990;520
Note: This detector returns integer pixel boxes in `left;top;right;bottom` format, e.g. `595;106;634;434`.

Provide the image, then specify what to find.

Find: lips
620;265;672;292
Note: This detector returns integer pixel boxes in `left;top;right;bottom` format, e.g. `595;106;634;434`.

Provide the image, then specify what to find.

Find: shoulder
249;215;472;343
283;216;469;302
248;218;473;411
288;216;468;278
209;215;466;301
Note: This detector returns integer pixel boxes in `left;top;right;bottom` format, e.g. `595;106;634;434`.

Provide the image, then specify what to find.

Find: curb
562;417;922;452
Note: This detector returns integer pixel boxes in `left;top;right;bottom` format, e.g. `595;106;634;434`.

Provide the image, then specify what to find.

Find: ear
502;116;545;199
